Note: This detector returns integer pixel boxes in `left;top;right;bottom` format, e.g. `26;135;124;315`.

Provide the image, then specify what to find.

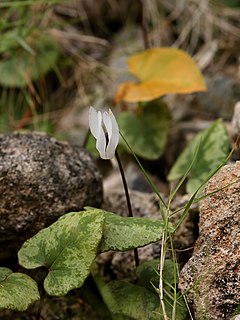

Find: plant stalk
115;149;139;267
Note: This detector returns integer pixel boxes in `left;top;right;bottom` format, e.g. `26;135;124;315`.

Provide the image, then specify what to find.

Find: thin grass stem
168;139;201;205
159;229;168;320
120;132;167;215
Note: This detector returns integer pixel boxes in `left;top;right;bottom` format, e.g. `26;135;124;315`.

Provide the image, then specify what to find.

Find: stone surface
179;162;240;319
164;73;240;123
0;132;103;260
231;101;240;142
193;73;240;120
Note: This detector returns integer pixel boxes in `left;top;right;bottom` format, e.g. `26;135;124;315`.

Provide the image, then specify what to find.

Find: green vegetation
0;0;238;319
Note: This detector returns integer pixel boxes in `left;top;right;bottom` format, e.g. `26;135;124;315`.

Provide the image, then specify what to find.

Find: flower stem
115;149;139;267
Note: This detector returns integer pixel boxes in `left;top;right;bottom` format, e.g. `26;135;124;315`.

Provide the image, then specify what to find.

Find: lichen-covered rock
179;161;240;319
0;132;103;260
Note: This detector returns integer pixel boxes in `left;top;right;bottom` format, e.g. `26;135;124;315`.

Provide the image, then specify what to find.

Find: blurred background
0;0;239;143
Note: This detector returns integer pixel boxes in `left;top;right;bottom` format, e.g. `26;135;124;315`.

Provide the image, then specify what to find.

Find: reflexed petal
88;106;119;160
97;111;102;130
96;124;107;159
109;109;119;143
89;106;100;139
106;109;119;159
103;111;112;141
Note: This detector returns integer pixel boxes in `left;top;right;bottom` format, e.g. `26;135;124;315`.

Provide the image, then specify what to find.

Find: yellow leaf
114;48;207;103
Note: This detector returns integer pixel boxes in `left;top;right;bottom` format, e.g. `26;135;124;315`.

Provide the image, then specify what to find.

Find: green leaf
0;267;40;311
101;280;159;320
0;29;25;54
118;99;171;160
136;260;186;320
136;259;159;292
136;259;178;292
0;31;59;87
164;293;188;320
18;211;105;296
167;119;230;194
99;210;168;252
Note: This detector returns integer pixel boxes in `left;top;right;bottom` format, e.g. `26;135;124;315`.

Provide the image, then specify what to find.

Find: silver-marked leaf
0;267;40;311
99;210;168;252
167;119;230;194
101;280;159;320
118;99;171;160
18;211;105;296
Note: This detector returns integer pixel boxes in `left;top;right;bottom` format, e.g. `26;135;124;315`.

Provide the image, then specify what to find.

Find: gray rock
0;132;103;259
179;161;240;319
194;73;240;120
164;73;240;122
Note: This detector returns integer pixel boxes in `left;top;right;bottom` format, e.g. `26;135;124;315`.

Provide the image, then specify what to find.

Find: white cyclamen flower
89;106;119;159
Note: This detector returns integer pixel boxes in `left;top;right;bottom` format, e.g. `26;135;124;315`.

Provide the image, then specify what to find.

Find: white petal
89;106;107;159
103;111;112;137
96;124;107;159
89;106;119;160
89;106;100;139
105;109;119;159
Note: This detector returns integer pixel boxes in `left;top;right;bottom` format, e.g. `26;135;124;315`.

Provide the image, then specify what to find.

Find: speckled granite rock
99;190;198;279
179;161;240;320
0;132;103;260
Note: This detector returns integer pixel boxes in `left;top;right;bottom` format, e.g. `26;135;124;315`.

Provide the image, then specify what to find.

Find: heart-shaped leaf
99;210;169;252
168;119;230;194
0;267;40;311
114;47;206;103
18;211;105;296
18;208;171;296
118;99;171;160
100;280;159;320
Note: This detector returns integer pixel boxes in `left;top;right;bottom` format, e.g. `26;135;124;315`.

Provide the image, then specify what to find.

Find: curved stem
115;149;139;267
